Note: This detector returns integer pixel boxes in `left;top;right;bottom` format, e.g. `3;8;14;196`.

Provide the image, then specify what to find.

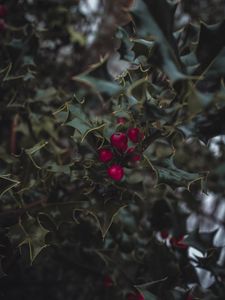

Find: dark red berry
117;117;127;125
127;147;141;162
99;148;113;163
160;230;169;239
103;274;113;288
0;19;6;31
170;235;188;250
127;292;144;300
186;293;193;300
177;242;188;250
127;147;135;154
107;165;124;181
110;132;128;152
0;5;7;18
131;155;141;162
170;237;176;246
127;128;144;143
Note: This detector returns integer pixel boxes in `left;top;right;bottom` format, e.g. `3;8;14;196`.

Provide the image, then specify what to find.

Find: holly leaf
195;20;225;75
136;290;157;300
152;156;202;189
39;199;125;238
0;175;20;198
185;229;219;254
72;74;121;96
8;214;49;264
39;201;89;229
67;117;91;136
194;21;225;94
132;0;186;83
46;162;73;175
67;104;106;141
0;208;25;227
24;140;48;169
33;87;58;104
86;199;128;239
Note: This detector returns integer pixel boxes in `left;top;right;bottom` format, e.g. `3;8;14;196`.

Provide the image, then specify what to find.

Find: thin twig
10;113;19;155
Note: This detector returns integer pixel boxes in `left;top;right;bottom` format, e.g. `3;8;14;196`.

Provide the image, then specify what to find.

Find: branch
0;198;47;227
10;113;19;155
142;130;162;151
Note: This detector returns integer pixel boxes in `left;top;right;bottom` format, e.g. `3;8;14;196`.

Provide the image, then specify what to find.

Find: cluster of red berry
160;230;188;250
0;4;7;31
170;235;188;250
98;118;144;181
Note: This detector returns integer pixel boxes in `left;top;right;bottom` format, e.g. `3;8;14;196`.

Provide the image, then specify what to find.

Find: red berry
127;147;135;154
170;237;176;246
127;292;144;300
127;294;136;300
132;155;141;162
170;235;188;250
137;294;144;300
160;230;169;239
127;128;144;143
0;19;6;31
177;242;188;250
107;165;124;181
127;147;141;162
186;293;193;300
110;132;128;152
99;148;113;163
0;5;7;18
117;117;127;125
103;274;113;288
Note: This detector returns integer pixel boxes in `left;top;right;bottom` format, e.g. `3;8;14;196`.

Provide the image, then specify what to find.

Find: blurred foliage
1;0;225;299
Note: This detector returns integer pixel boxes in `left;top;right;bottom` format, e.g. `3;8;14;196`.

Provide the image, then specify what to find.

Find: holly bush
1;0;225;299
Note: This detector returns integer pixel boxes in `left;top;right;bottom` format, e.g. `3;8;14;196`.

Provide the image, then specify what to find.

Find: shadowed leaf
0;175;20;198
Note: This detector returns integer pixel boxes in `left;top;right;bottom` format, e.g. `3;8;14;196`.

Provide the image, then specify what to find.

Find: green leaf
152;156;202;188
46;162;72;175
24;140;48;169
66;117;91;136
73;74;121;96
185;229;219;253
203;47;225;78
137;290;157;300
187;84;214;113
132;38;154;48
25;140;48;156
34;87;58;103
196;21;225;76
69;104;87;121
8;38;24;49
135;277;168;297
132;0;186;83
38;213;57;232
0;175;20;198
87;200;128;239
67;25;86;46
8;214;49;264
39;201;89;229
67;104;106;141
80;123;106;143
126;170;144;184
116;27;135;61
0;208;25;227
